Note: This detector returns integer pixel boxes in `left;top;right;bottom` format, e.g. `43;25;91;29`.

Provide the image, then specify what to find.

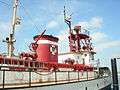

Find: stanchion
29;70;31;87
55;71;57;83
87;71;88;80
3;70;5;88
68;71;70;81
78;71;79;81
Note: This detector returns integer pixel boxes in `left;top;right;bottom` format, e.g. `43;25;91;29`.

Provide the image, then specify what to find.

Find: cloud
57;16;104;53
57;16;103;53
57;30;68;42
56;30;69;53
91;32;120;52
111;51;120;58
0;21;10;32
91;32;108;43
101;41;120;48
95;40;120;52
78;17;103;29
47;20;58;29
0;21;10;41
89;17;103;28
56;16;120;55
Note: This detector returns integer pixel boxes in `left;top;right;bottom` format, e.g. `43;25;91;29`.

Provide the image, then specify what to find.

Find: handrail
0;57;93;72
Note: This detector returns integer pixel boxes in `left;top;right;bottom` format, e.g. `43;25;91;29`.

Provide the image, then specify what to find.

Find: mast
3;0;19;57
63;6;94;53
8;0;19;57
63;6;72;33
63;6;73;52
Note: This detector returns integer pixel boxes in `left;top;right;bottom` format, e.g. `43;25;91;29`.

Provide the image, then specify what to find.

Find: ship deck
0;69;110;89
0;75;109;89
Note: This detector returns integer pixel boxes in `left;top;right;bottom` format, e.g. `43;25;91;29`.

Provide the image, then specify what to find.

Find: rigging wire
64;0;83;20
0;0;44;33
18;0;43;33
64;0;74;21
0;0;11;31
18;1;67;33
0;0;10;7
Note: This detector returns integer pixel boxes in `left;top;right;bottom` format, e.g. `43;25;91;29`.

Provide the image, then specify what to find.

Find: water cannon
29;29;46;52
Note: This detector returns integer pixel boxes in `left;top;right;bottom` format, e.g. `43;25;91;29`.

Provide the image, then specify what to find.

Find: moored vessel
0;0;112;90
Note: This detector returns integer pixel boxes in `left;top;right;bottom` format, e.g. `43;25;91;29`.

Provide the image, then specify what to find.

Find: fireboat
0;0;112;90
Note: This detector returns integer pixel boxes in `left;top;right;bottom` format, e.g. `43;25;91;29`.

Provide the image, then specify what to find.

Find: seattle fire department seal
50;45;57;55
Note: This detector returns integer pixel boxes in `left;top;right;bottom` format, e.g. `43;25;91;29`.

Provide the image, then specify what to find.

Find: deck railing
0;57;110;89
0;69;109;89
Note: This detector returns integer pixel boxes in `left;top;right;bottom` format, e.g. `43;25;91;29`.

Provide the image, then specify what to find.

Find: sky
0;0;120;69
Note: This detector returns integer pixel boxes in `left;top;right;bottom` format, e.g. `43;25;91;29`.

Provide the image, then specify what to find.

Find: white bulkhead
58;52;94;65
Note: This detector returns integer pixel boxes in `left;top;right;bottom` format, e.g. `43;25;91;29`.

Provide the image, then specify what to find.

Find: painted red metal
0;29;94;72
20;52;37;60
34;35;59;63
0;57;93;71
68;25;93;52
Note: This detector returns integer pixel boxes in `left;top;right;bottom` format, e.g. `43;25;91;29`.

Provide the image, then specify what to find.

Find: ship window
97;84;99;87
76;60;78;64
81;71;84;76
84;54;87;57
83;59;85;65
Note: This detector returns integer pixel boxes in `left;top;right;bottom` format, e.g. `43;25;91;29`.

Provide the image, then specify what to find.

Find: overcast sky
0;0;120;68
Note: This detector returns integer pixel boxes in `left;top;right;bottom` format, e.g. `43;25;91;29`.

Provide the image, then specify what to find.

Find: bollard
111;58;119;90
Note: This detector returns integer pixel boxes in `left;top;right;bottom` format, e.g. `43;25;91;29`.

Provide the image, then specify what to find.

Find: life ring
50;45;57;55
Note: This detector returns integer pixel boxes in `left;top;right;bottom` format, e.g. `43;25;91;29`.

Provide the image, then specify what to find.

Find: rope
34;71;54;76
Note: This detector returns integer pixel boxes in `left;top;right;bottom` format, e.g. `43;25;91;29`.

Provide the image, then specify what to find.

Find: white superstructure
59;51;95;65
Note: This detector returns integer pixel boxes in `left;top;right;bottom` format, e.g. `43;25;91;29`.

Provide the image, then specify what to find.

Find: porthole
84;54;87;57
